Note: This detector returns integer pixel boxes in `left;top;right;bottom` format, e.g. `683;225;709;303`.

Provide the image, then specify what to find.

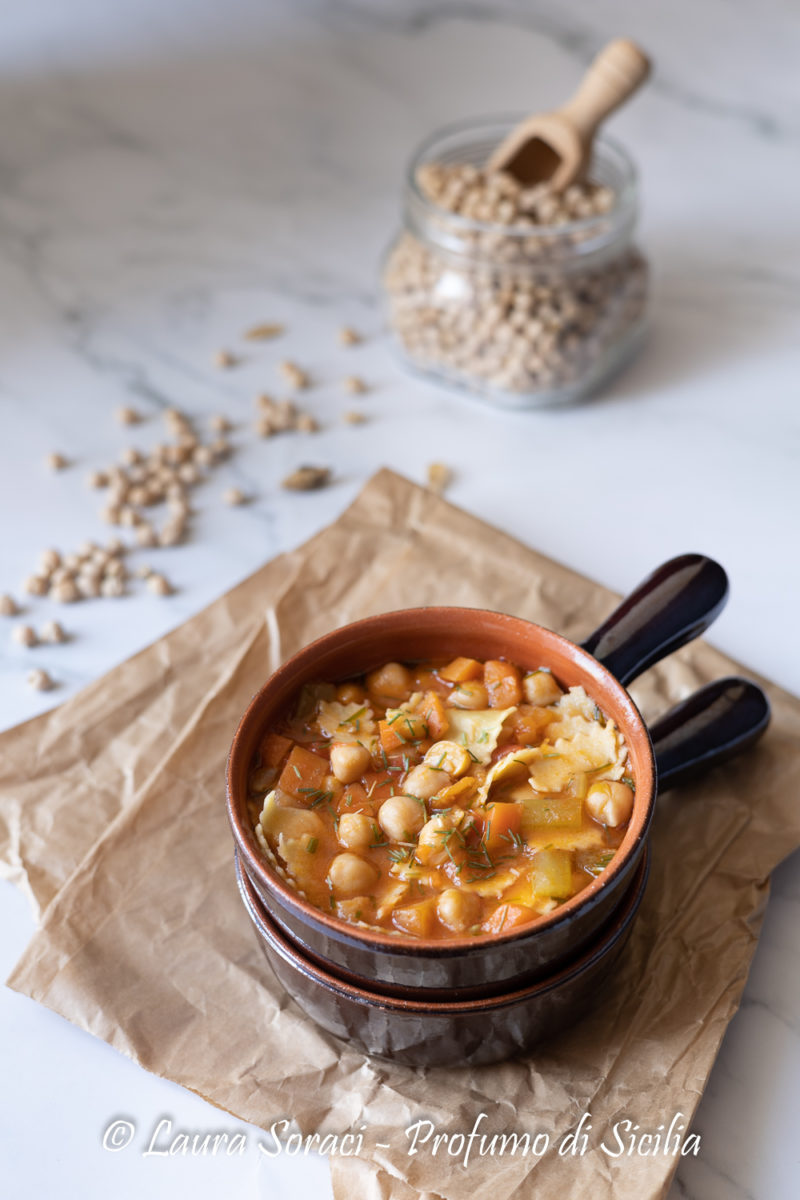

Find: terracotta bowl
235;845;650;1067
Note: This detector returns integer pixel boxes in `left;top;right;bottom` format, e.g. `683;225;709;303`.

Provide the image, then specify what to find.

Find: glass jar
382;116;648;408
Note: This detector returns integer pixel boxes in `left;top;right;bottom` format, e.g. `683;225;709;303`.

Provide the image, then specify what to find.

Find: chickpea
366;661;412;701
449;680;489;709
337;682;367;705
586;781;634;828
424;740;471;778
403;763;452;801
417;811;464;866
328;853;379;896
437;888;481;932
378;795;426;842
269;808;325;841
329;742;371;784
337;812;376;851
523;669;563;707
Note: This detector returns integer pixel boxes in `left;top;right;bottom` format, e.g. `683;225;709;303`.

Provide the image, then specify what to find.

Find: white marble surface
1;2;798;1198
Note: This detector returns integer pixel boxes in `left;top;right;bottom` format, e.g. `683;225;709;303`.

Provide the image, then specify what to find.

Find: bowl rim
235;844;650;1014
226;605;657;955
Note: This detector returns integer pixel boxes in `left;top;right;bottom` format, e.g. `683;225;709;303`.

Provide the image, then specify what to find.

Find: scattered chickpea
177;463;201;485
100;576;125;598
121;447;142;467
0;593;19;617
45;452;68;471
52;580;80;604
40;620;67;644
338;326;361;346
295;413;318;433
135;523;158;548
134;564;153;579
158;521;185;547
209;414;232;434
86;470;109;489
343;410;366;425
106;537;126;556
427;462;452;494
63;553;82;572
281;465;331;491
77;575;101;599
342;375;367;395
193;445;215;468
222;487;247;507
23;575;49;597
208;437;231;460
12;624;37;647
147;573;173;596
27;668;55;692
279;360;309;390
213;349;237;369
115;406;141;426
39;548;61;574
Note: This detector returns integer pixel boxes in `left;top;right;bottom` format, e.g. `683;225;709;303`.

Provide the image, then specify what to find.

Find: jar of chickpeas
382;116;648;408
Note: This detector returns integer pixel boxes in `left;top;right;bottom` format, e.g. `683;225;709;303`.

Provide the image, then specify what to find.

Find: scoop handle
581;554;729;687
651;678;771;792
560;38;651;139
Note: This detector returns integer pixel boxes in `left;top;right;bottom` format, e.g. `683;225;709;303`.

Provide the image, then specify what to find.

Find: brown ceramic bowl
227;556;745;994
235;844;650;1067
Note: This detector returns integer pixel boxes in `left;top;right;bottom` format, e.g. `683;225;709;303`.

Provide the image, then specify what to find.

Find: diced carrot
434;776;478;808
392;899;437;937
259;731;293;768
277;745;330;800
484;660;523;708
482;904;537;934
483;802;523;853
379;719;407;754
439;656;483;683
361;770;397;804
418;691;448;738
506;704;555;745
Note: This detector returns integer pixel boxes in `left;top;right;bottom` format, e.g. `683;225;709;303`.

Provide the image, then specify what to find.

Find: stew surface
250;656;635;939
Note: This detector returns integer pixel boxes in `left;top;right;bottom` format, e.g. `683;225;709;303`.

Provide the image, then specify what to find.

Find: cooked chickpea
329;741;371;784
403;763;452;801
523;670;563;707
586;780;634;827
449;680;489;709
437;888;481;932
337;812;376;851
366;661;412;701
328;853;379;896
336;682;367;705
424;740;471;778
378;795;426;842
417;811;463;866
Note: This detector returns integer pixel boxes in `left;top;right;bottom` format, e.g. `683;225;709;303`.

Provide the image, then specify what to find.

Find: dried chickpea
52;580;80;603
338;326;361;346
343;375;367;395
27;668;55;692
115;406;141;425
213;349;237;369
40;620;67;644
12;624;37;647
86;469;109;489
222;487;247;506
101;576;125;598
39;549;61;573
147;573;173;596
0;594;19;617
45;452;68;471
24;575;49;597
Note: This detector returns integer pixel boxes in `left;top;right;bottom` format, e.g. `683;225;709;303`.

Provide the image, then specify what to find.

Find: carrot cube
440;657;483;683
484;660;523;708
483;802;523;853
278;745;330;800
392;899;437;937
260;731;293;768
419;691;449;738
482;903;537;934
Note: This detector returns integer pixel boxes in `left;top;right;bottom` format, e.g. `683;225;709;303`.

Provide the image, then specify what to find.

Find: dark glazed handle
581;554;729;687
651;677;771;792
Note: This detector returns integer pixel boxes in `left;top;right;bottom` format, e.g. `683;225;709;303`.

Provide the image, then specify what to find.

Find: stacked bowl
226;556;769;1067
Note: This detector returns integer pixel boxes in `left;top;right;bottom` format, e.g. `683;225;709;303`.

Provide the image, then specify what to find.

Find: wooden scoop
487;38;651;190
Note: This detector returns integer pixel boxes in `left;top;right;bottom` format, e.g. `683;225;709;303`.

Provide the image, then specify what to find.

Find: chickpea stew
250;657;635;940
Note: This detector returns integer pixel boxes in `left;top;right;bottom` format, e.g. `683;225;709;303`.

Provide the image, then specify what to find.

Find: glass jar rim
404;113;639;240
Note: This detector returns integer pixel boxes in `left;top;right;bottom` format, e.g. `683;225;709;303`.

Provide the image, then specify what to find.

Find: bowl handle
650;677;770;792
581;554;729;686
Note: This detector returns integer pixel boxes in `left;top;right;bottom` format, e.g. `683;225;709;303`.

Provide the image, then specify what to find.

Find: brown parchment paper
3;468;800;1200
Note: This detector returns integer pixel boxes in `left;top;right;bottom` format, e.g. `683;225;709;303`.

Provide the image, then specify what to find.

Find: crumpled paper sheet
2;469;799;1200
